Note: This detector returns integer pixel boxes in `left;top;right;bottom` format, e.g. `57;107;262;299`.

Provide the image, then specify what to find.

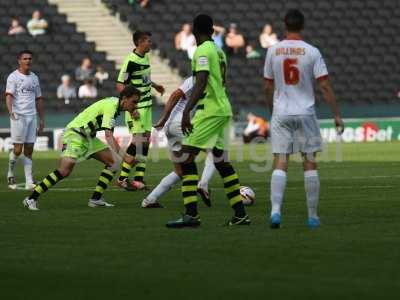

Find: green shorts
125;107;152;134
61;129;108;161
183;115;231;150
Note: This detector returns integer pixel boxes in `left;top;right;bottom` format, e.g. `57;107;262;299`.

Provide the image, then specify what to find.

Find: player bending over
141;76;216;208
166;14;250;228
264;9;344;228
22;86;141;211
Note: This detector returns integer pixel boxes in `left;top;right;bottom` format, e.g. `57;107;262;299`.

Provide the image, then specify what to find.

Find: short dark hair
284;9;305;32
132;30;152;46
119;85;141;99
193;14;214;36
18;50;33;59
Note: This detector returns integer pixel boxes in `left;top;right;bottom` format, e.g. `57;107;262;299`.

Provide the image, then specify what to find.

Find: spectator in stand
8;17;26;35
246;44;261;59
78;79;97;99
27;10;48;36
259;24;279;49
212;25;226;49
57;75;76;105
225;23;245;55
94;65;109;86
175;23;196;59
75;57;95;82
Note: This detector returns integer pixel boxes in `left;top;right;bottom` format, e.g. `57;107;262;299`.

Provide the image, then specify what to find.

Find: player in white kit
263;10;343;228
141;76;216;208
5;50;44;190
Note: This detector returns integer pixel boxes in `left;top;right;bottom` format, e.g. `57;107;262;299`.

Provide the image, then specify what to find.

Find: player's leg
166;146;202;228
23;157;75;210
8;115;26;189
299;114;323;228
133;107;152;185
142;121;184;208
269;115;293;228
117;141;139;190
142;161;181;208
133;131;150;185
8;143;22;189
213;117;249;225
270;154;289;228
23;143;35;189
303;153;320;228
197;151;216;206
89;148;120;207
23;115;38;190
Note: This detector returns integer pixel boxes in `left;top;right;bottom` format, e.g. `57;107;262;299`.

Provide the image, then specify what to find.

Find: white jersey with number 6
263;38;328;116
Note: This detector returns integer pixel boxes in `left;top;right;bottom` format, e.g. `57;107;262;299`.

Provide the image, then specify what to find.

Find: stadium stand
102;0;400;109
0;0;115;112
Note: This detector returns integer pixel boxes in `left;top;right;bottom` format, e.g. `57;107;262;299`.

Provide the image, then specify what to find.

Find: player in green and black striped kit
166;15;250;228
22;85;141;210
116;31;165;191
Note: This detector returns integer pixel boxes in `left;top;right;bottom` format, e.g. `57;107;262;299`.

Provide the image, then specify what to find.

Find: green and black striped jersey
117;50;152;109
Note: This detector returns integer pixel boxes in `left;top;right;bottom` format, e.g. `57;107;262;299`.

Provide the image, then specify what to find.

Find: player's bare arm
154;88;184;129
151;81;165;95
319;78;344;133
5;93;16;120
104;129;120;154
264;79;274;114
36;96;45;134
182;71;208;135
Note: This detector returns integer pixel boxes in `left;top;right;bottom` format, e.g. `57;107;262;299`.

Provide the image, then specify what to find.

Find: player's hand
153;118;166;130
38;119;45;135
335;115;344;135
131;110;140;120
9;112;17;120
154;84;165;96
181;111;193;136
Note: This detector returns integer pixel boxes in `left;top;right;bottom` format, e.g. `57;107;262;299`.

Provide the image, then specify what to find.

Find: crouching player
22;85;141;211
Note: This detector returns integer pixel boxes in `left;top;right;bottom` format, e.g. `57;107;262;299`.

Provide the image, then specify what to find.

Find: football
240;186;256;206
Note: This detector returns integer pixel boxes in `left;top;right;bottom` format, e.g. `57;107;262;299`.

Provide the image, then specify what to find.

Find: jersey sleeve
117;55;130;84
263;48;274;80
313;49;329;80
5;74;16;96
101;102;117;130
193;46;210;73
35;77;42;98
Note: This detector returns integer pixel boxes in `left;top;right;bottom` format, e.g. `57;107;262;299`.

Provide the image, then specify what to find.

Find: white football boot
23;197;39;211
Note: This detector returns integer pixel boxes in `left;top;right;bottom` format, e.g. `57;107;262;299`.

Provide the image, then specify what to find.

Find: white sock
304;170;320;219
24;156;33;184
8;152;19;178
270;169;287;216
198;152;216;191
147;171;180;202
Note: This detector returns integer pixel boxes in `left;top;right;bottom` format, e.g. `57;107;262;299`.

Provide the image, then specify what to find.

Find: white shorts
271;114;322;154
164;121;184;152
10;114;37;144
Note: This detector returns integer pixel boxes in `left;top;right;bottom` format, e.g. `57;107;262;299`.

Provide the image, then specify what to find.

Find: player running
116;30;165;191
141;76;216;208
166;14;250;228
6;50;44;190
22;86;141;211
264;9;344;229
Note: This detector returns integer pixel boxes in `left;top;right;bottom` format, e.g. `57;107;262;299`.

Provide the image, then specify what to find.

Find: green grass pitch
1;143;399;299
